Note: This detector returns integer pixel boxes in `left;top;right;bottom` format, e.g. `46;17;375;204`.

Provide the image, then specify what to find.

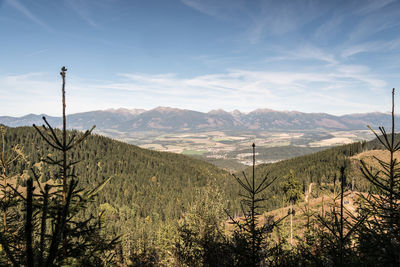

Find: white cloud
0;63;389;116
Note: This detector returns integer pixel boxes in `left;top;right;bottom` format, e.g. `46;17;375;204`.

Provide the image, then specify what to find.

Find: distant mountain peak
250;108;277;114
2;106;399;133
152;106;184;113
208;109;229;115
105;108;145;115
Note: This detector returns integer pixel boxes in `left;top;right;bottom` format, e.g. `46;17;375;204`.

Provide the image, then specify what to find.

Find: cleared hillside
238;133;400;212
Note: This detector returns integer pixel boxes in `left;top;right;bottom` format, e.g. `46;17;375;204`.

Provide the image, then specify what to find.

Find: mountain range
1;107;398;132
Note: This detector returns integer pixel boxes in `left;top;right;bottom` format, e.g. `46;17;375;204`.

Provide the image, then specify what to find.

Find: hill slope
5;125;395;219
2;126;236;225
238;133;400;212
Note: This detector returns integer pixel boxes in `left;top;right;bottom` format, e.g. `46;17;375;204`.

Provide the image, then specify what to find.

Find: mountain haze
1;107;399;132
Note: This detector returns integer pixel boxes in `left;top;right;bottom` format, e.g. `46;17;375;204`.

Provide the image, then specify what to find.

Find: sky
1;0;400;116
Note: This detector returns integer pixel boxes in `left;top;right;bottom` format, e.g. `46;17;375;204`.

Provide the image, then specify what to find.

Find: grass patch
182;150;207;155
212;137;231;141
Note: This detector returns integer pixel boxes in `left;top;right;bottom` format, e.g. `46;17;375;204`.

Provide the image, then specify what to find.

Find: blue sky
1;0;400;116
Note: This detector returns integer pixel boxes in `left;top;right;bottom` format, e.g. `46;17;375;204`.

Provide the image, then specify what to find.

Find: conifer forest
1;67;400;267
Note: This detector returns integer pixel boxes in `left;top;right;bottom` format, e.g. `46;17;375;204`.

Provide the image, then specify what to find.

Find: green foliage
0;67;117;266
0;124;238;261
281;170;302;246
281;170;302;205
228;143;283;266
174;183;231;267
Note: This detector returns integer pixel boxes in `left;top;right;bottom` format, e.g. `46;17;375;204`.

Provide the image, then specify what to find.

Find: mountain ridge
1;107;399;132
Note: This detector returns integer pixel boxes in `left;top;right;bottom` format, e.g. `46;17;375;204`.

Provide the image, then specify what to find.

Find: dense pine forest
1;121;399;265
1;70;400;266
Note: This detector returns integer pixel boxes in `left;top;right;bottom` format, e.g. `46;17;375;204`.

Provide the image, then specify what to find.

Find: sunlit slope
238;133;400;212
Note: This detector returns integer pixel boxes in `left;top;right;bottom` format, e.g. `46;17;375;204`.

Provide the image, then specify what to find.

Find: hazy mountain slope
118;107;209;131
1;107;400;132
244;109;347;130
0;114;60;127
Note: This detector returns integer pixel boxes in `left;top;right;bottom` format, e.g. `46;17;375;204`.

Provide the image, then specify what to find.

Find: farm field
97;129;375;171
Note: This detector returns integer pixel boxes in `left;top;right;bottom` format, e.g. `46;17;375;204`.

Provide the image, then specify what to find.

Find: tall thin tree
228;143;284;266
358;88;400;265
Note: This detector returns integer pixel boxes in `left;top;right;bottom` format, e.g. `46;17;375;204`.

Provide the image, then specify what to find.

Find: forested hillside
238;134;400;211
4;126;237;214
4;125;384;220
2;124;398;265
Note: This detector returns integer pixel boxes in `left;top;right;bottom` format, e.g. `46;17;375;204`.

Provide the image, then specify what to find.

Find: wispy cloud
5;0;51;30
245;0;327;44
341;39;400;58
181;0;221;17
314;15;343;41
283;46;338;65
28;48;48;57
94;66;387;114
180;0;244;19
357;0;396;15
0;72;59;116
64;0;97;27
0;64;389;116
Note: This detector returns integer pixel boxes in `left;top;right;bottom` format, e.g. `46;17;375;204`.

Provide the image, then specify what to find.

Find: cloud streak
0;62;390;117
6;0;51;30
64;0;97;27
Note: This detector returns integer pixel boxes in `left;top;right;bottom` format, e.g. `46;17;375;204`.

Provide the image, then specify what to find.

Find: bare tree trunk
1;130;7;232
290;201;293;246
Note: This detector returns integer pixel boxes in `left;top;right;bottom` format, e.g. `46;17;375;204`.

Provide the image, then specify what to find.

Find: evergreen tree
0;67;118;266
313;165;363;266
174;181;231;267
281;170;302;246
228;143;284;266
0;126;26;266
358;88;400;265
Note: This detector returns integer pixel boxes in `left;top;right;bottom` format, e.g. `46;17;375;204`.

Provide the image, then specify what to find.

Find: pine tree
228;143;284;266
0;67;118;266
281;170;302;246
0;126;25;266
358;88;400;265
313;164;363;266
174;181;231;267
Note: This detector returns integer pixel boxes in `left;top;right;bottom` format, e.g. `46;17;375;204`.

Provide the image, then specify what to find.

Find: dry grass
0;176;62;197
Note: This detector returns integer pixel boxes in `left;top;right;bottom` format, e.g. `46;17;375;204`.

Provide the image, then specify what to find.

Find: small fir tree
0;67;118;266
228;143;285;266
